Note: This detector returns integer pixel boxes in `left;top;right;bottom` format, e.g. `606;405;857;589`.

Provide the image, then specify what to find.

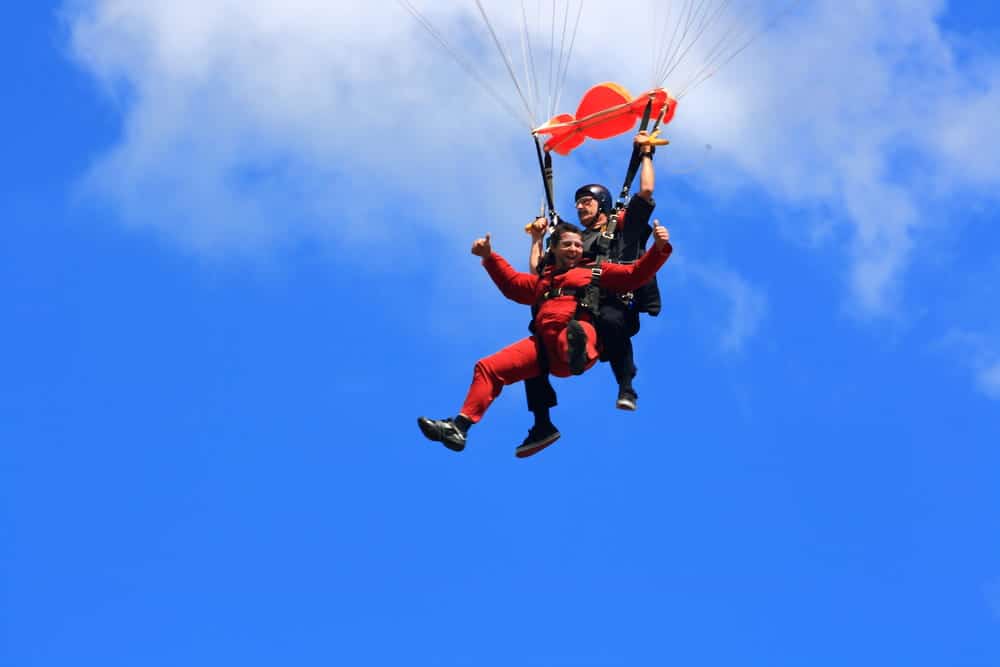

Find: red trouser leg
460;337;542;423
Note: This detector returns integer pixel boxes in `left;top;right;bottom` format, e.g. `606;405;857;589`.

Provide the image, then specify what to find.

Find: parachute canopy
533;83;678;155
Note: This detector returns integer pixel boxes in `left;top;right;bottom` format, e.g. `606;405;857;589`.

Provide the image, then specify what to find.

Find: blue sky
3;2;999;665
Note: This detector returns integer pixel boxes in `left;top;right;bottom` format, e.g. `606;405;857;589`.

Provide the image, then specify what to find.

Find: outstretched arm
600;221;672;292
472;233;539;305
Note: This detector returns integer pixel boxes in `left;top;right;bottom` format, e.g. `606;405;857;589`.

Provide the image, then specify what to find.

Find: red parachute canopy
533;83;678;156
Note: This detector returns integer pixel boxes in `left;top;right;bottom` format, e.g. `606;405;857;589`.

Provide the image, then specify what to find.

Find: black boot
515;422;561;458
417;417;467;452
566;319;588;376
615;387;638;411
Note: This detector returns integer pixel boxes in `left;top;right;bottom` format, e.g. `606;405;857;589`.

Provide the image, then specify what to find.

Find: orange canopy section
533;83;677;156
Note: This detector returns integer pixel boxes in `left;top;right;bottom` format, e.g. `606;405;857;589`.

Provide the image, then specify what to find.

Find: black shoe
566;319;588;376
515;422;561;458
615;388;638;411
417;417;466;452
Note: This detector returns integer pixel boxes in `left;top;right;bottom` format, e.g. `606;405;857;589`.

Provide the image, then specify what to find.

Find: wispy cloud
940;329;1000;401
684;261;768;353
65;0;1000;316
976;361;1000;400
674;2;1000;314
66;1;541;257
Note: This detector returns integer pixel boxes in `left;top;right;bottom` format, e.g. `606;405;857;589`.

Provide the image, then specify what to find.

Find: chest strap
538;286;581;302
577;266;603;316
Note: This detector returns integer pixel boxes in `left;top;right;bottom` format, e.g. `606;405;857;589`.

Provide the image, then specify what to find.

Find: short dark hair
551;221;583;239
539;221;583;272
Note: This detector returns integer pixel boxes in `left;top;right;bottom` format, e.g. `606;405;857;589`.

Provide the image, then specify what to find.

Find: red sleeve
598;242;672;292
482;253;540;305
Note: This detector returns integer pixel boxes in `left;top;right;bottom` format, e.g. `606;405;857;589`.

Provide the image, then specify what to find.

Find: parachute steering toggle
532;83;677;156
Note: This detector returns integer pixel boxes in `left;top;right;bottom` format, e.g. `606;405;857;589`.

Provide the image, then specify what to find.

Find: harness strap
577;266;603;318
538;286;582;302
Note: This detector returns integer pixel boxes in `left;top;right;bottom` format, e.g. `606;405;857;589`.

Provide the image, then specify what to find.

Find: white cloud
670;1;1000;314
977;361;1000;400
66;0;544;257
684;261;768;353
65;0;1000;313
940;330;1000;401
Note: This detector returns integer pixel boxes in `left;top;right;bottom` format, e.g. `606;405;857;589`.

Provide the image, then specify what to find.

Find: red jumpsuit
459;242;672;422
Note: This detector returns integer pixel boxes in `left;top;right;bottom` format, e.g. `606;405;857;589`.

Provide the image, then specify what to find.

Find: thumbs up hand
652;219;670;251
471;233;493;257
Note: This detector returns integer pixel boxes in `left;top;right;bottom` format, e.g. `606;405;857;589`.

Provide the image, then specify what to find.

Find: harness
538;286;582;301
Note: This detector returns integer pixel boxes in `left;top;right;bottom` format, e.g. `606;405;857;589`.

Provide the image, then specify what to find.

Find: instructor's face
575;196;601;227
553;232;584;269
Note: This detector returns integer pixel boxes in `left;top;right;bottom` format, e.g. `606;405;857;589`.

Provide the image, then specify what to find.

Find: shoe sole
515;431;561;458
615;398;637;411
566;320;588;376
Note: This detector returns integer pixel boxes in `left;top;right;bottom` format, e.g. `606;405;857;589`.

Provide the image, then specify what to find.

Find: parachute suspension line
550;0;570;119
695;0;728;35
655;0;695;88
517;1;581;122
657;0;708;86
674;1;754;97
398;0;533;129
549;1;560;118
474;0;539;127
649;3;657;88
551;0;584;117
676;0;802;99
650;1;675;88
402;0;583;134
659;0;735;88
672;0;704;77
401;3;533;129
519;0;542;122
517;0;582;130
536;0;545;118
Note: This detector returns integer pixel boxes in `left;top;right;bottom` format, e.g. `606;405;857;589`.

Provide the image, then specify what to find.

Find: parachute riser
533;136;560;233
616;95;655;208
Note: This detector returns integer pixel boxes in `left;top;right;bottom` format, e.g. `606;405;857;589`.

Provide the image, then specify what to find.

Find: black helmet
574;184;613;214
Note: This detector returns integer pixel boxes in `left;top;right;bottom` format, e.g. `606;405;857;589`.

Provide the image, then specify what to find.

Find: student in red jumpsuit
417;220;673;453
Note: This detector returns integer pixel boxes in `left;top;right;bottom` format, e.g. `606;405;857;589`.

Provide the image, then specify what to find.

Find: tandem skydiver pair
418;131;671;458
